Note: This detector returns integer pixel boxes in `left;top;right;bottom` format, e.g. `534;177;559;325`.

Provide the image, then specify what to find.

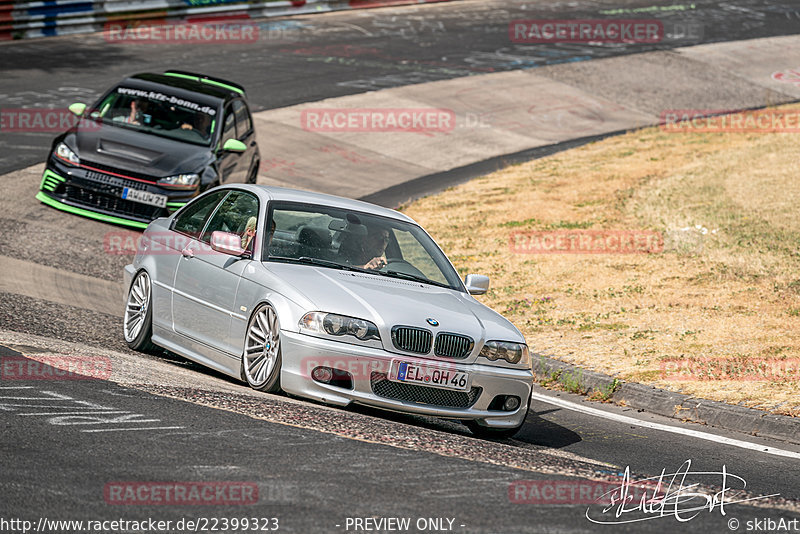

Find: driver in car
341;226;390;270
181;113;212;138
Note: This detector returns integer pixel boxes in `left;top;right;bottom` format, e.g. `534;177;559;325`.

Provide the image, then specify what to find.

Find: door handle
181;247;194;258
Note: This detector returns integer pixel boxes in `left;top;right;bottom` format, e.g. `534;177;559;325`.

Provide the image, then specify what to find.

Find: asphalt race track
2;1;800;533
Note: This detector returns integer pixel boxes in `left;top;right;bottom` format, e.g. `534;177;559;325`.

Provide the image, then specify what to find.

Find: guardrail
0;0;458;40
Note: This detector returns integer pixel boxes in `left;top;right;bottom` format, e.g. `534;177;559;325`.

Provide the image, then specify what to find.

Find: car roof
124;72;243;102
224;184;417;224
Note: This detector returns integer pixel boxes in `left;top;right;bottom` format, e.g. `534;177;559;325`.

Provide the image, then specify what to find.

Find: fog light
312;367;334;383
503;396;521;411
311;367;354;389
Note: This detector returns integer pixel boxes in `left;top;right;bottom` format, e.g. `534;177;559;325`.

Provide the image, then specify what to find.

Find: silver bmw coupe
123;184;533;437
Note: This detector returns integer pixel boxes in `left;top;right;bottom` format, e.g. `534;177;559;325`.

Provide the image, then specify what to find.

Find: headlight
480;341;530;368
55;142;79;165
299;312;381;346
157;173;200;189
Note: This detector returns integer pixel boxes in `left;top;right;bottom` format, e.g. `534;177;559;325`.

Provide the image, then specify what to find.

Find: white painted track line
531;391;800;461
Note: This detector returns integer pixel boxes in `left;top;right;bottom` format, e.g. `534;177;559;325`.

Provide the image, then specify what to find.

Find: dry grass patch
401;104;800;416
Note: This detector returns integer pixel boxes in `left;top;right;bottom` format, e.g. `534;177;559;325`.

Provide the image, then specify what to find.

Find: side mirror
210;231;248;257
68;102;87;116
222;139;247;153
464;274;490;295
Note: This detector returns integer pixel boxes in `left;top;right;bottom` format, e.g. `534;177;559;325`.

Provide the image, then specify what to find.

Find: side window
232;100;251;139
172;190;229;238
221;104;236;145
201;191;259;251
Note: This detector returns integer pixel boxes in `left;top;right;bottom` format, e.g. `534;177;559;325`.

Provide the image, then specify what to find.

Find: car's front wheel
464;420;525;440
464;396;530;439
123;270;155;352
241;303;282;393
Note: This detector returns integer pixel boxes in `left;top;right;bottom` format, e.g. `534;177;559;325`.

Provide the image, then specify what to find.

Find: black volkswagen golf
37;70;260;228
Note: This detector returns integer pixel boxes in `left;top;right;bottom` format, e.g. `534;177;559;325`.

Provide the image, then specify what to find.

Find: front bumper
37;158;195;228
280;330;533;428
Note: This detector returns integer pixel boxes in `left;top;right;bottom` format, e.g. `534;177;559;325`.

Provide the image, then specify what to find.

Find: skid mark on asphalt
531;391;800;461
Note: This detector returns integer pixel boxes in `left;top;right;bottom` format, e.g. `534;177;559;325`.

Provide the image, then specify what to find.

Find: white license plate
122;187;167;208
390;360;470;391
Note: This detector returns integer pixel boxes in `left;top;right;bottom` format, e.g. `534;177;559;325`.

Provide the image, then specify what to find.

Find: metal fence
0;0;457;40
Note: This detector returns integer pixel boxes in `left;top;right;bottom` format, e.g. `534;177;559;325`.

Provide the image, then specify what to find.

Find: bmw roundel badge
426;318;439;327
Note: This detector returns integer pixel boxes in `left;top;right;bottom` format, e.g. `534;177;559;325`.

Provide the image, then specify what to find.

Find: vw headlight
480;341;530;368
299;312;381;347
157;173;200;189
55;142;80;165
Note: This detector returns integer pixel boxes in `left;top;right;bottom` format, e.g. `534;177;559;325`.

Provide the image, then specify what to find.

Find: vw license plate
122;187;167;208
390;360;470;391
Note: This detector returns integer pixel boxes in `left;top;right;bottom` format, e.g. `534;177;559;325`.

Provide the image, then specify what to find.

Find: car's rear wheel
241;303;282;392
123;270;155;352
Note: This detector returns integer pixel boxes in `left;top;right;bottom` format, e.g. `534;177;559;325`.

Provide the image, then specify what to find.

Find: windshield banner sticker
116;87;217;116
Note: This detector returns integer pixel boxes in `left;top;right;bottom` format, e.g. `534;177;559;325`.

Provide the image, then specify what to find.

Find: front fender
230;272;306;355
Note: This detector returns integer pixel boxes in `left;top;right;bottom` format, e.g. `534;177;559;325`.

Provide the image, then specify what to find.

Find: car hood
66;122;212;178
258;263;525;360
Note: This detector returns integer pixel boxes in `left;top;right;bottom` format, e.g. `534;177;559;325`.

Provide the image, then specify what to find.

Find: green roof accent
36;192;149;229
162;72;245;95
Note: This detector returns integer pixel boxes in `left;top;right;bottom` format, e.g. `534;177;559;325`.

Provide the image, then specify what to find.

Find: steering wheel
380;258;426;278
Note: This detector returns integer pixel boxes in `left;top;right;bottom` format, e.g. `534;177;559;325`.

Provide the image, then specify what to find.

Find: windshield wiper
268;256;366;272
380;269;452;289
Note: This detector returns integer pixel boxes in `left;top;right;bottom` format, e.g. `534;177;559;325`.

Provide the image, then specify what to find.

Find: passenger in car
241;216;257;251
125;98;148;125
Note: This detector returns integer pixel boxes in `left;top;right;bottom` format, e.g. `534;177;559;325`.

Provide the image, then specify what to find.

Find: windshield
88;86;219;146
264;202;464;291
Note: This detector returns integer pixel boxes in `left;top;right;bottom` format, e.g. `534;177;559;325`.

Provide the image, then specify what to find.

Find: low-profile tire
241;303;282;393
464;420;524;440
466;393;531;439
123;270;156;352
